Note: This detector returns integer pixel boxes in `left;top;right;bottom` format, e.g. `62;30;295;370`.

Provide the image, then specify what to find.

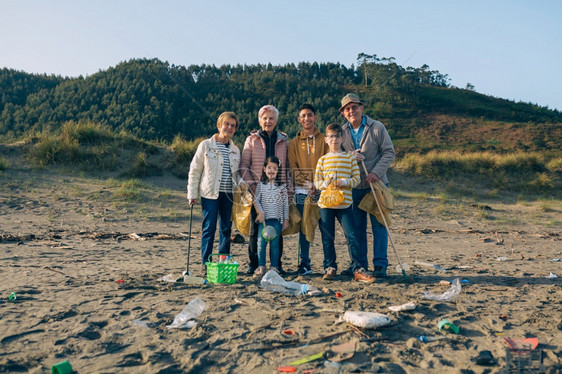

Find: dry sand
1;165;561;373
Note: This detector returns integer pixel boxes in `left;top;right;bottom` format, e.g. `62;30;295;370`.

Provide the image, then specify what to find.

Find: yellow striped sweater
314;152;360;209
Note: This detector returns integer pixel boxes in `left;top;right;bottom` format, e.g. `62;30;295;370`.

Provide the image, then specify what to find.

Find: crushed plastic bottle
421;278;462;302
418;335;442;343
388;301;416;312
260;270;320;296
166;297;206;329
339;311;392;329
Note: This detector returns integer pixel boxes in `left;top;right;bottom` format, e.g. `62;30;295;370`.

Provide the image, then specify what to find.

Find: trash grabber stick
360;161;407;279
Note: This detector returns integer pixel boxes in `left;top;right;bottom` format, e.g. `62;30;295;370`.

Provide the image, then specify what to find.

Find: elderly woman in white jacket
187;112;241;271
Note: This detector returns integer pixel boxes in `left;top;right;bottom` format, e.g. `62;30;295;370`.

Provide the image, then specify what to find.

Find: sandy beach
1;165;561;373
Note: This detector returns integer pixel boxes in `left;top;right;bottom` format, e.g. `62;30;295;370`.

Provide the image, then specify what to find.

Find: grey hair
258;105;279;120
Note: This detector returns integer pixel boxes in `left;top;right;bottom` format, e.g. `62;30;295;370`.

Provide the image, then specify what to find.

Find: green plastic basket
205;254;239;284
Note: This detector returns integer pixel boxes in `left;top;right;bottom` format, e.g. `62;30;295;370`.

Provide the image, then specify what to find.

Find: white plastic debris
260;270;320;296
160;273;182;283
546;273;558;279
388;301;416;312
339;311;392;329
421;278;462;302
166;297;206;329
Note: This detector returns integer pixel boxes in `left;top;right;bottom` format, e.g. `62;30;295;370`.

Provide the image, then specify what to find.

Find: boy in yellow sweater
314;124;375;283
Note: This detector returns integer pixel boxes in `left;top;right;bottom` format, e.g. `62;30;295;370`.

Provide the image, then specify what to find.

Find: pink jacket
239;130;291;194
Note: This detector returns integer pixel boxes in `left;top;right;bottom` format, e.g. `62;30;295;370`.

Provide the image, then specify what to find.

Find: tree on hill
0;56;560;150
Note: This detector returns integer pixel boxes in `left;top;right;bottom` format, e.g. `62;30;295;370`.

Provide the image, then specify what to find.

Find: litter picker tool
360;161;408;280
183;203;206;284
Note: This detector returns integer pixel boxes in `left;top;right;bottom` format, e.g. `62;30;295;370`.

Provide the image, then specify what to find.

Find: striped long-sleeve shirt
314;152;360;209
253;182;289;223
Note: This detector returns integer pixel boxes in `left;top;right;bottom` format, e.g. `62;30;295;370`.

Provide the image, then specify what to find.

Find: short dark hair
298;103;316;114
325;123;343;136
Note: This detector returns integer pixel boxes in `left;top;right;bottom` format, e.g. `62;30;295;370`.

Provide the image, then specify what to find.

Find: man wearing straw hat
339;93;396;278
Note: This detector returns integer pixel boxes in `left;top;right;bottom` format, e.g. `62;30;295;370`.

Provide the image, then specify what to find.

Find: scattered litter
473;350;497;366
388;301;416;312
451;279;469;284
128;233;144;240
551;258;560;262
51;360;73;374
504;337;539;350
335;292;343;298
496;257;508;261
439;280;451;286
8;292;16;301
277;366;296;372
160;273;183;283
289;352;324;366
395;263;410;272
545;273;557;279
133;319;154;328
116;279;124;284
282;329;296;335
166;297;206;329
339;311;392;329
438;319;460;334
327;341;355;362
260;270;320;296
421;278;462;302
418;335;444;343
414;260;447;272
499;314;509;320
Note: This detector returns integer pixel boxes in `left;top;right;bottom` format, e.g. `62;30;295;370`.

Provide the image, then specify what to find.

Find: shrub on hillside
394;151;557;194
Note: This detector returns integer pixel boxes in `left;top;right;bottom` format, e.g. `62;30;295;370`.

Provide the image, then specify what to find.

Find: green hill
1;56;560;156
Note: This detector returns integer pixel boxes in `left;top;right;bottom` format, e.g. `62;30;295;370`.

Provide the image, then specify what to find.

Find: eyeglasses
325;134;342;139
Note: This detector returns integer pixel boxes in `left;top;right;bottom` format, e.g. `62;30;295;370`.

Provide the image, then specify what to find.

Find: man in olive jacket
288;104;328;275
340;93;395;278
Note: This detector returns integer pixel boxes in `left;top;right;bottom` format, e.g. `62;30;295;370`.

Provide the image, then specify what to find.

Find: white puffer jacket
187;136;241;200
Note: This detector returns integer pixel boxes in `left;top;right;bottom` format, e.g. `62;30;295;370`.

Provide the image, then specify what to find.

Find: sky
1;0;561;111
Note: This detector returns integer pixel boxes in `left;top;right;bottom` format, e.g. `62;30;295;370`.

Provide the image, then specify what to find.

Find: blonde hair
217;111;239;130
258;105;279;120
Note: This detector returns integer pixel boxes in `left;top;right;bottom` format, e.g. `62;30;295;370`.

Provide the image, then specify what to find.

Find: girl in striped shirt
253;156;289;277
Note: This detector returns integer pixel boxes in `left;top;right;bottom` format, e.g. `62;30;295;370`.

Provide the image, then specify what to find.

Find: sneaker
373;266;387;278
341;267;354;276
297;264;312;276
323;267;337;280
354;268;375;284
254;266;266;277
246;265;257;275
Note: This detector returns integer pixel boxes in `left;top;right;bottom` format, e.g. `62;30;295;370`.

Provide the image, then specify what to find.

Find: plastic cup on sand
51;360;73;374
396;263;410;273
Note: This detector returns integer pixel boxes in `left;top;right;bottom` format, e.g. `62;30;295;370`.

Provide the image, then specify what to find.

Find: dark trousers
248;205;283;269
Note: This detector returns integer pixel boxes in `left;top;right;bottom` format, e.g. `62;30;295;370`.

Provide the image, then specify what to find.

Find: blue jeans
318;206;367;272
352;188;389;269
257;219;281;267
200;192;233;264
294;193;310;268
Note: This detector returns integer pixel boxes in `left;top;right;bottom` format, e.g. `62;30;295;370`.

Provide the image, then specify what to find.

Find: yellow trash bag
358;180;394;226
318;183;344;208
231;184;253;236
282;202;301;236
302;195;320;243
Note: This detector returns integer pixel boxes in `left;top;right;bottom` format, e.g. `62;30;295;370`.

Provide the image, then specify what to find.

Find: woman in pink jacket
239;105;290;275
